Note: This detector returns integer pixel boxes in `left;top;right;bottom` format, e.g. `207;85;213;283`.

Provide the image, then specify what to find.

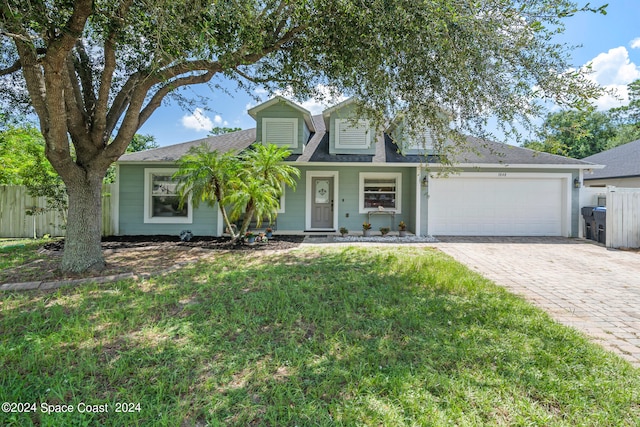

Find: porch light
574;178;581;188
422;176;428;187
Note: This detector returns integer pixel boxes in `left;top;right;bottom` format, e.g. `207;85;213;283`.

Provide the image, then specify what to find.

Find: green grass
1;246;638;426
0;238;55;273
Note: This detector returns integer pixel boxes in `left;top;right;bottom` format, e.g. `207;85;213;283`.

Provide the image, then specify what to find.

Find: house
115;96;600;237
582;139;640;188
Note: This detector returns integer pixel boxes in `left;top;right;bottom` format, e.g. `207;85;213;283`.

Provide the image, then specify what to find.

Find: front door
311;177;334;229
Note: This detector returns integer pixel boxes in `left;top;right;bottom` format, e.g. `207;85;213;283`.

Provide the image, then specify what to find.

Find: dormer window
335;119;370;149
262;118;298;148
405;129;434;151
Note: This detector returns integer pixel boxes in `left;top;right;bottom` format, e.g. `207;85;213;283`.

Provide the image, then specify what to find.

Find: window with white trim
144;169;192;224
359;172;402;213
262;118;298;148
335;119;370;148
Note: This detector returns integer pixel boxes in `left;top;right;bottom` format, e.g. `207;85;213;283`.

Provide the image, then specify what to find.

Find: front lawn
0;238;54;273
0;246;638;426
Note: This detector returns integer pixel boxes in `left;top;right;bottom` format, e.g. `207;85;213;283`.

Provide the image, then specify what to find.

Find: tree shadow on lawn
0;246;638;426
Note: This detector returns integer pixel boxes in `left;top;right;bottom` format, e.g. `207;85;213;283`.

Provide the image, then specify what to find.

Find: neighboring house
115;96;600;237
582;139;640;188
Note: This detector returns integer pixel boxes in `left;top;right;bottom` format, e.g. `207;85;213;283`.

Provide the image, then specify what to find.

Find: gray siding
254;102;310;155
287;166;416;232
118;164;219;236
328;104;377;155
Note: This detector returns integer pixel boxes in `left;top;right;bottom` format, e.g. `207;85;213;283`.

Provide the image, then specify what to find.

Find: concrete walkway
435;237;640;367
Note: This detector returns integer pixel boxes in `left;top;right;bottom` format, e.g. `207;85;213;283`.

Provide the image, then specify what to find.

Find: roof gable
248;96;315;132
321;97;356;129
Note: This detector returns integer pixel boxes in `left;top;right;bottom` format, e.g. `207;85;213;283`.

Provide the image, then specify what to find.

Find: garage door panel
429;176;564;236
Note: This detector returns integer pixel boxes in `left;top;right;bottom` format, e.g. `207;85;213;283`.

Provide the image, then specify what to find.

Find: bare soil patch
1;235;304;285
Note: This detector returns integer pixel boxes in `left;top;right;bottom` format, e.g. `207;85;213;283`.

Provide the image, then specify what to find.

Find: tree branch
46;0;93;64
138;68;219;127
64;52;92;148
104;72;141;141
233;67;302;86
93;0;134;143
0;47;46;76
13;40;48;122
0;59;22;76
103;84;149;162
73;39;97;118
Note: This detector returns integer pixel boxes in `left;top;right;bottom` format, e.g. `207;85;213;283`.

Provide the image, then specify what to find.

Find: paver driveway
435;237;640;367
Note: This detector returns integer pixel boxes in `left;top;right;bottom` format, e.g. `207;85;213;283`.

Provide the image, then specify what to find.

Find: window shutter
336;120;369;148
264;119;296;147
408;129;434;150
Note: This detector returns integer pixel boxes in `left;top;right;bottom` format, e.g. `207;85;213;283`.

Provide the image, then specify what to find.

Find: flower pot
266;231;273;238
398;230;407;237
246;236;256;244
363;229;371;237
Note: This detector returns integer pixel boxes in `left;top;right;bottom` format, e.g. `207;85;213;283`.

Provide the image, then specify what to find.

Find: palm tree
173;143;240;239
229;143;300;238
173;143;300;242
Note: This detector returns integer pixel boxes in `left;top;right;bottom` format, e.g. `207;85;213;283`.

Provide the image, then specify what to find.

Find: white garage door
428;174;567;236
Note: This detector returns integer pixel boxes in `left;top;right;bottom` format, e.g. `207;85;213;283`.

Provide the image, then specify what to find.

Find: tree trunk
218;205;238;240
60;174;105;273
236;205;256;242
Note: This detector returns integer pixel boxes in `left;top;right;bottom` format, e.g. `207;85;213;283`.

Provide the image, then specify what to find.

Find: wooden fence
606;187;640;249
0;184;115;238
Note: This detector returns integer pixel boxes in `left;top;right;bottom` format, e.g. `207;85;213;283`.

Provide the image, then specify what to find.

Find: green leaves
173;143;299;239
525;78;640;158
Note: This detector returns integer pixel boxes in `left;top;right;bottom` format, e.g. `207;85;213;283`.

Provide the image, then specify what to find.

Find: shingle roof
582;139;640;180
446;136;594;166
119;116;596;168
119;128;256;162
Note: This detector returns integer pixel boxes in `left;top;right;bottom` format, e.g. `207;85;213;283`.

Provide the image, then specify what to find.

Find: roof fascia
247;96;315;132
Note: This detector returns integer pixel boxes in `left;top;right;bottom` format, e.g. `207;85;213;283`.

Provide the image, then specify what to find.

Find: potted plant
244;231;256;244
265;227;273;238
380;226;390;236
362;221;372;237
339;226;348;237
398;221;407;237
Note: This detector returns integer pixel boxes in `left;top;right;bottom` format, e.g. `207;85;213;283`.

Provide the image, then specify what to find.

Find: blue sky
139;1;640;147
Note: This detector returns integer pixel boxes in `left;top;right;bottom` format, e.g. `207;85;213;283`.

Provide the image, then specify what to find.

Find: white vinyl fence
0;184;115;238
606;187;640;249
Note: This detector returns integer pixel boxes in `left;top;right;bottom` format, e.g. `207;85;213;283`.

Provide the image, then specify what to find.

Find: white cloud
631;37;640;49
587;46;640;86
593;85;629;111
583;46;640;110
181;108;213;132
213;114;229;126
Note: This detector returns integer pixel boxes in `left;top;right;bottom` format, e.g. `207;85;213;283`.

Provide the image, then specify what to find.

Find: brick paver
435;237;640;367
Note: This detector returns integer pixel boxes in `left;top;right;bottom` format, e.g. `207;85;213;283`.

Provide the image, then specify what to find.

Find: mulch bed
3;235;304;286
44;235;305;252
